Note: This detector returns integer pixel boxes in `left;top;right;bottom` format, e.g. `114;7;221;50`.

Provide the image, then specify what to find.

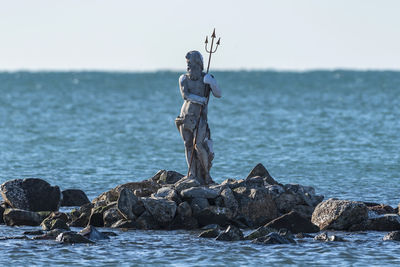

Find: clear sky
1;0;399;71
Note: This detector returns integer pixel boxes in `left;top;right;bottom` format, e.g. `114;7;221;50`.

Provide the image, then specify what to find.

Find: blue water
0;71;400;265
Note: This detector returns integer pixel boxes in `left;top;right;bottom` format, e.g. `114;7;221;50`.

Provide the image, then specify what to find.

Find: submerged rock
264;211;319;234
199;228;220;238
1;178;60;212
111;219;137;229
79;225;109;241
56;231;94;244
311;198;368;230
61;189;90;207
244;225;275;240
314;232;346;242
3;208;42;226
383;231;400;241
215;225;244;241
252;232;293;245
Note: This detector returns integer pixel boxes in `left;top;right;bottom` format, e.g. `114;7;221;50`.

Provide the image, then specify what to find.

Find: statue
175;50;221;185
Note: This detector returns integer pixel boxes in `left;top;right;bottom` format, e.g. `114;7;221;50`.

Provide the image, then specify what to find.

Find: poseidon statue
175;50;221;185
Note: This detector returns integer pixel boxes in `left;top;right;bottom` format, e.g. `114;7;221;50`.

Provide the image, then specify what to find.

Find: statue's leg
179;126;197;178
194;119;214;184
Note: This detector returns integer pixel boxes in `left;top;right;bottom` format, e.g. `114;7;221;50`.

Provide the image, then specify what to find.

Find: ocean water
0;71;399;265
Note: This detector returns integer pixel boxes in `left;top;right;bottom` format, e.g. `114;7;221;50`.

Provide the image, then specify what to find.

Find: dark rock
141;197;177;226
41;218;70;231
61;189;90;207
366;204;396;215
23;230;44;235
199;228;220;238
3;208;42;226
264;211;319;234
190;198;209;214
181;187;220;199
102;231;118;237
195;206;233;227
103;206;125;227
252;232;292;245
152;170;184;185
174;178;200;193
233;187;278;227
153;187;181;204
383;231;400;241
88;203;115;227
0;204;4;224
246;163;278;185
79;225;109;241
1;178;61;211
33;229;66;240
135;211;160;230
69;203;93;227
56;231;94;244
111;219;138;229
314;232;345;242
169;201;198;230
220;187;239;214
365;213;400;231
216;225;244;241
311;198;368;230
0;235;30;241
117;188;137;220
244;226;275;240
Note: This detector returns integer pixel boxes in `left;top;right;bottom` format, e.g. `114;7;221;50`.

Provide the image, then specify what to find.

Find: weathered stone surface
311;199;368;230
244;226;274;240
199;228;220;238
141;197;177;226
190;198;209;214
365;203;396;215
169;201;198;230
195;206;233;227
103;206;125;227
152;170;184;185
365;213;400;231
0;204;5;224
79;225;109;241
41;218;70;231
88;203;115;227
117;188;137;220
135;210;160;230
3;208;42;226
33;229;66;240
174;178;200;193
220;187;239;214
61;189;90;207
314;232;345;242
69;203;93;227
246;163;278;185
153;187;181;204
383;231;400;241
1;178;60;211
56;231;94;244
23;230;44;235
264;211;319;234
181;186;219;199
216;225;244;241
233;187;278;227
252;232;292;245
111;219;138;229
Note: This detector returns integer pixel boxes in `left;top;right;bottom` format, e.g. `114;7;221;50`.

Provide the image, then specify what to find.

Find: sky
0;0;399;71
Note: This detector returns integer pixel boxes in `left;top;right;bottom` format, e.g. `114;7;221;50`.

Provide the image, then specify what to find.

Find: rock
56;231;94;244
365;213;400;231
117;188;137;220
79;225;109;241
190;198;209;214
23;230;44;235
244;225;275;240
33;229;66;240
61;189;90;207
69;203;93;227
103;206;125;227
264;211;319;234
153;187;181;204
246;163;278;185
136;211;160;230
195;206;233;227
41;218;70;231
169;201;198;230
0;204;5;224
3;208;42;226
174;178;200;193
311;198;368;230
141;197;177;226
199;228;220;238
111;219;138;229
314;232;345;242
233;187;278;227
365;203;396;215
252;232;292;245
383;231;400;241
216;225;244;241
220;178;246;190
220;187;239;214
88;203;115;227
1;178;61;211
152;170;184;185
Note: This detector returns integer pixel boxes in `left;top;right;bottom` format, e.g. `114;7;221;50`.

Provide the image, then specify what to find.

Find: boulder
41;218;70;231
61;189;90;207
141;197;177;226
181;187;219;199
69;203;93;227
244;225;275;240
311;198;368;230
199;228;220;238
135;211;160;230
88;203;115;227
233;187;278;227
314;232;345;242
215;225;244;241
246;163;278;185
190;198;209;213
3;208;42;226
264;211;319;233
365;213;400;231
383;231;400;241
79;225;109;241
251;232;293;245
33;229;66;240
103;206;125;227
220;187;239;214
1;178;60;211
56;231;94;244
174;178;200;193
195;206;233;227
117;188;137;220
169;201;198;230
153;187;181;204
152;170;184;185
365;203;396;215
0;203;5;223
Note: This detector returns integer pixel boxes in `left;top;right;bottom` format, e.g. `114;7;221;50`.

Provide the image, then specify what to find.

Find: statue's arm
179;74;207;105
203;74;221;98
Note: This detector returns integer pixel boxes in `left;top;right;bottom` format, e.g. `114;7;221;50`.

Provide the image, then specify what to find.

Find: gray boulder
246;163;278;185
61;189;90;207
152;170;184;185
79;225;109;241
56;231;94;244
3;208;42;226
311;198;368;230
1;178;60;211
220;187;239;214
181;187;219;199
195;206;233;227
103;206;125;227
216;225;244;241
141;197;177;226
117;188;137;220
264;211;319;234
174;178;200;193
251;232;293;245
364;213;400;231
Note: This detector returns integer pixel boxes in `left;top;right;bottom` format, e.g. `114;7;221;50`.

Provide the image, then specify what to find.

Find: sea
0;71;399;266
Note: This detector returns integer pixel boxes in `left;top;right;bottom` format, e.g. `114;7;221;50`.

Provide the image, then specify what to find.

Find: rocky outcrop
311;199;368;230
264;211;319;233
56;231;94;244
141;197;177;227
246;163;278;185
3;208;42;226
61;189;90;207
1;178;60;211
252;232;294;245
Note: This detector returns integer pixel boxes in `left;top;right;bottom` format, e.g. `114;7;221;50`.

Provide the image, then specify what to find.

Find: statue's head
185;50;203;80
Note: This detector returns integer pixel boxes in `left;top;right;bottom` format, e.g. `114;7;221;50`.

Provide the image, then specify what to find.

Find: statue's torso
180;74;208;118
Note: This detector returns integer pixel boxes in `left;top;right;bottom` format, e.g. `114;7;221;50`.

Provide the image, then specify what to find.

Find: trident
187;28;221;179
